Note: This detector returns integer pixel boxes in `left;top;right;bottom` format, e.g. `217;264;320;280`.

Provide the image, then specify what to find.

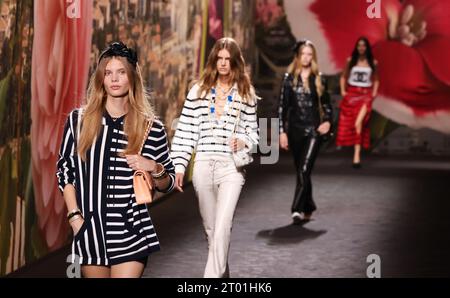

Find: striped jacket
171;83;259;174
56;109;175;266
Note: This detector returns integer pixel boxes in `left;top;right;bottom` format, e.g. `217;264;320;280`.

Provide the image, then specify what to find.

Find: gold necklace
217;83;233;96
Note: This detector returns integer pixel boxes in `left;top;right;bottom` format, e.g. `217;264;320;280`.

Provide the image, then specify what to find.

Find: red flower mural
31;0;92;250
286;0;450;133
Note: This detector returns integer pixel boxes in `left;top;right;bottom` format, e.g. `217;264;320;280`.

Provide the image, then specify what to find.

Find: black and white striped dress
171;83;259;174
56;109;175;266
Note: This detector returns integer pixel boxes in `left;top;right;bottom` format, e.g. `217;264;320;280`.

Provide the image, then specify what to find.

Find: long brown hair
287;41;323;96
199;37;254;103
78;56;155;161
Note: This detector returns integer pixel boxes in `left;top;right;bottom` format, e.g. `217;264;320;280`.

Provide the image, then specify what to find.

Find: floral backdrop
285;0;450;134
0;0;36;276
0;0;448;276
0;0;255;276
252;0;449;146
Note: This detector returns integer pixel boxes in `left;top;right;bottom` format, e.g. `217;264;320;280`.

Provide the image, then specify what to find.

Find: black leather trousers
288;126;322;214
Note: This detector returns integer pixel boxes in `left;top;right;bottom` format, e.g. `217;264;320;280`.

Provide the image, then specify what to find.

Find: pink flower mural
208;0;223;40
285;0;450;134
31;0;93;250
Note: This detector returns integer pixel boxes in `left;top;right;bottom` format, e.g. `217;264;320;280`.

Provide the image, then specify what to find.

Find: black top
278;72;333;134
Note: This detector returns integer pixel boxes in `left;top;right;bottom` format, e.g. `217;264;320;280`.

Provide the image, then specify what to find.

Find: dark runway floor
142;151;450;278
9;152;450;277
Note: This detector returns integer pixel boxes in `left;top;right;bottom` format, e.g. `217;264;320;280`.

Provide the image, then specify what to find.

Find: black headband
98;42;138;67
293;39;314;54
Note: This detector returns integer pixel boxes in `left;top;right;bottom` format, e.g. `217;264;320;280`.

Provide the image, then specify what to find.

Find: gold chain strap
138;119;153;155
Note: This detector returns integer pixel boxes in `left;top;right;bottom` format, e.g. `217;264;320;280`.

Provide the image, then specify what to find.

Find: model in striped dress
171;37;259;278
56;42;175;278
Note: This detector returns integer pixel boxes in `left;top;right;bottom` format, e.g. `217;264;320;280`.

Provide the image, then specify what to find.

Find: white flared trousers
192;155;245;278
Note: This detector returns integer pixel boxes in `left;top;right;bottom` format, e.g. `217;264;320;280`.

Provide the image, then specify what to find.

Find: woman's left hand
229;138;246;152
317;121;331;135
126;155;157;172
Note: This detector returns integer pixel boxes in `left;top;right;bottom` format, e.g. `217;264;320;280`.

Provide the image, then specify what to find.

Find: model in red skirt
336;86;373;150
336;37;379;168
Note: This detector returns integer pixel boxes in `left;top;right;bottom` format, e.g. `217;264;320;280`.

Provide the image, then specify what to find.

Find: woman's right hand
341;90;347;97
71;218;85;236
175;173;184;192
280;133;289;151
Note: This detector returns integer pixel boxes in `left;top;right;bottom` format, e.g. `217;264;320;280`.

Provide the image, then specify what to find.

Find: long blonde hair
199;37;254;103
78;56;155;161
287;42;323;96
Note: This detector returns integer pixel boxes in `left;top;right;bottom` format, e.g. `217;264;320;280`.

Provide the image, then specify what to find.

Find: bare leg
354;104;368;164
353;144;362;164
81;265;111;278
110;261;145;278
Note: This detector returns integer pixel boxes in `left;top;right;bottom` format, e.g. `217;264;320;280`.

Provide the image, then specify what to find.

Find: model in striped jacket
56;42;175;278
171;37;259;278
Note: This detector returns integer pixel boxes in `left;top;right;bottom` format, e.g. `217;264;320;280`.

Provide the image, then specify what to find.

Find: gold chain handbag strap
138;118;153;155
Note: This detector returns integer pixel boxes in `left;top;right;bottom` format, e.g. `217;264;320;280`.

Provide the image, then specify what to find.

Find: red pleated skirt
336;86;373;149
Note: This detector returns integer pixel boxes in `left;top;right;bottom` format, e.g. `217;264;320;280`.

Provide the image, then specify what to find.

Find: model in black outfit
278;39;333;224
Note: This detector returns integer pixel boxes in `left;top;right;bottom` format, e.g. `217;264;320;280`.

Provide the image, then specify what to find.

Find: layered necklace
208;84;236;143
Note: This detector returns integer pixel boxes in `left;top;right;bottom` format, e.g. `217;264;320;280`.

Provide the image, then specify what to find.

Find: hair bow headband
98;41;138;67
292;39;314;54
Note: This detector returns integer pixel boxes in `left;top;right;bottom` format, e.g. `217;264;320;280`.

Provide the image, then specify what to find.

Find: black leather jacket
278;72;333;135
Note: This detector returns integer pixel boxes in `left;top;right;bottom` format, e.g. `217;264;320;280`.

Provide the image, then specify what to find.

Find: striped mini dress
56;109;175;266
